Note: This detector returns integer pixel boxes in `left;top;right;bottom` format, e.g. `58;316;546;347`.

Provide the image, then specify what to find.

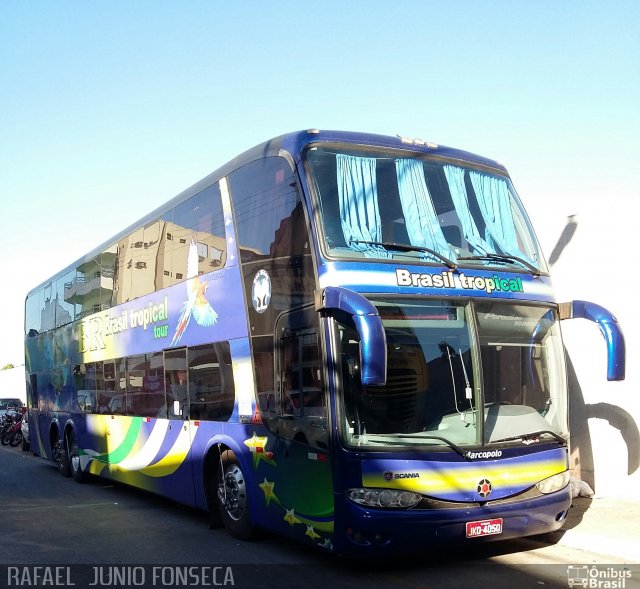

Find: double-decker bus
24;130;625;555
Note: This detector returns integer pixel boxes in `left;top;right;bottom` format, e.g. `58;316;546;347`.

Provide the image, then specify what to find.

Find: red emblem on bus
477;478;492;498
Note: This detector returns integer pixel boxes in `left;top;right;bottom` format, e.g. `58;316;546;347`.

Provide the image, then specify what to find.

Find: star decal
305;525;321;540
243;432;267;452
283;508;301;527
318;538;333;551
243;432;276;468
259;478;278;506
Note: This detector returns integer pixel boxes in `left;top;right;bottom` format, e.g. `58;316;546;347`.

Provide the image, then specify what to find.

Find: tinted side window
55;272;75;327
189;342;235;422
125;352;166;417
164;183;227;289
112;182;227;302
25;289;44;336
165;348;188;419
275;307;327;449
230;158;303;261
228;157;316;422
113;221;163;303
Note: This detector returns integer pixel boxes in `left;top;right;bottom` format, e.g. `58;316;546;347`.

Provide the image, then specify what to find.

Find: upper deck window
305;146;546;274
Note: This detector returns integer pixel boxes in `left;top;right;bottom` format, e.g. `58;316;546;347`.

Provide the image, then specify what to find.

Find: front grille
415;486;542;510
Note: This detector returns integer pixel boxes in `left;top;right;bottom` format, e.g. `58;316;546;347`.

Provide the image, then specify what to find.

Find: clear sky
1;1;638;366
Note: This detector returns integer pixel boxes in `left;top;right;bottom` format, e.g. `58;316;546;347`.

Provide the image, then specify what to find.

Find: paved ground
551;495;640;563
1;442;638;589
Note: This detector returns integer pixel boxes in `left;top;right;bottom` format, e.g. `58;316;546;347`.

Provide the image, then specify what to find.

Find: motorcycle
1;409;24;448
0;411;18;440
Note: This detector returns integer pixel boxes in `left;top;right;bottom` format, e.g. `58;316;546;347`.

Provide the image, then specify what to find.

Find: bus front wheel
217;450;254;540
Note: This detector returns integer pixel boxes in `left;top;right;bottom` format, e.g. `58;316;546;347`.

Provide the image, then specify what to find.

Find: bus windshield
305;146;546;274
337;299;568;450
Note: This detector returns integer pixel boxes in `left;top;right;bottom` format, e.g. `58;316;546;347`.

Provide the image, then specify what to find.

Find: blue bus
24;130;625;555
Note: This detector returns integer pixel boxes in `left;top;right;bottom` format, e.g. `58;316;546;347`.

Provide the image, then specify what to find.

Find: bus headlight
347;488;422;508
535;470;570;494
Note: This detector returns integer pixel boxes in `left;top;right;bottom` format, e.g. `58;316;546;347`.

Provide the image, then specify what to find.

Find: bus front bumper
333;487;572;556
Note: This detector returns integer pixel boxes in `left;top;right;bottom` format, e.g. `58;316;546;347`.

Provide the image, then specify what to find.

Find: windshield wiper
350;240;457;270
457;252;541;277
491;430;567;446
392;434;469;459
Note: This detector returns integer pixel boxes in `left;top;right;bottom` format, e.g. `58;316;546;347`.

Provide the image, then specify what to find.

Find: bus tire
57;436;71;477
217;450;255;540
68;431;87;483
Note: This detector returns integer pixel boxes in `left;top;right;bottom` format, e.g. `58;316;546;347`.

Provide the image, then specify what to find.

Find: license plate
465;518;503;538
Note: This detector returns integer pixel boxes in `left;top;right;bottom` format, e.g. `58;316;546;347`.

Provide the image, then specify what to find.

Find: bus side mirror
559;300;626;381
315;287;387;386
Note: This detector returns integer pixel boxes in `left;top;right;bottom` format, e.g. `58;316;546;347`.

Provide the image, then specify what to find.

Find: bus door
271;307;333;540
160;347;196;504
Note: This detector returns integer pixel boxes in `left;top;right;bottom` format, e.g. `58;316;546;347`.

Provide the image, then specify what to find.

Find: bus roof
26;129;508;297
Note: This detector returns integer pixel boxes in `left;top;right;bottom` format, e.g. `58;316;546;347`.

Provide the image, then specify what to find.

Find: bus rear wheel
68;431;87;483
55;436;71;477
216;450;254;540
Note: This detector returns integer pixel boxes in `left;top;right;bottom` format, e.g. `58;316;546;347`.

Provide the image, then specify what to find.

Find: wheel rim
218;464;246;521
71;454;80;472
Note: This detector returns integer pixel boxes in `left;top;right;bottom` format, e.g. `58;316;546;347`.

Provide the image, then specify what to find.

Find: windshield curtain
443;164;491;255
336;154;390;259
306;146;546;272
337;299;567;450
395;158;453;260
469;171;536;265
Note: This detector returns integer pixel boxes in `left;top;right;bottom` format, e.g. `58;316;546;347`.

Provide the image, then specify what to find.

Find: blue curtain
337;154;389;257
443;165;490;254
468;172;521;256
395;158;455;260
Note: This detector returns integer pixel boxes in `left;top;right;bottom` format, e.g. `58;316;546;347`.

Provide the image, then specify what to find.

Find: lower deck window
72;342;235;421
